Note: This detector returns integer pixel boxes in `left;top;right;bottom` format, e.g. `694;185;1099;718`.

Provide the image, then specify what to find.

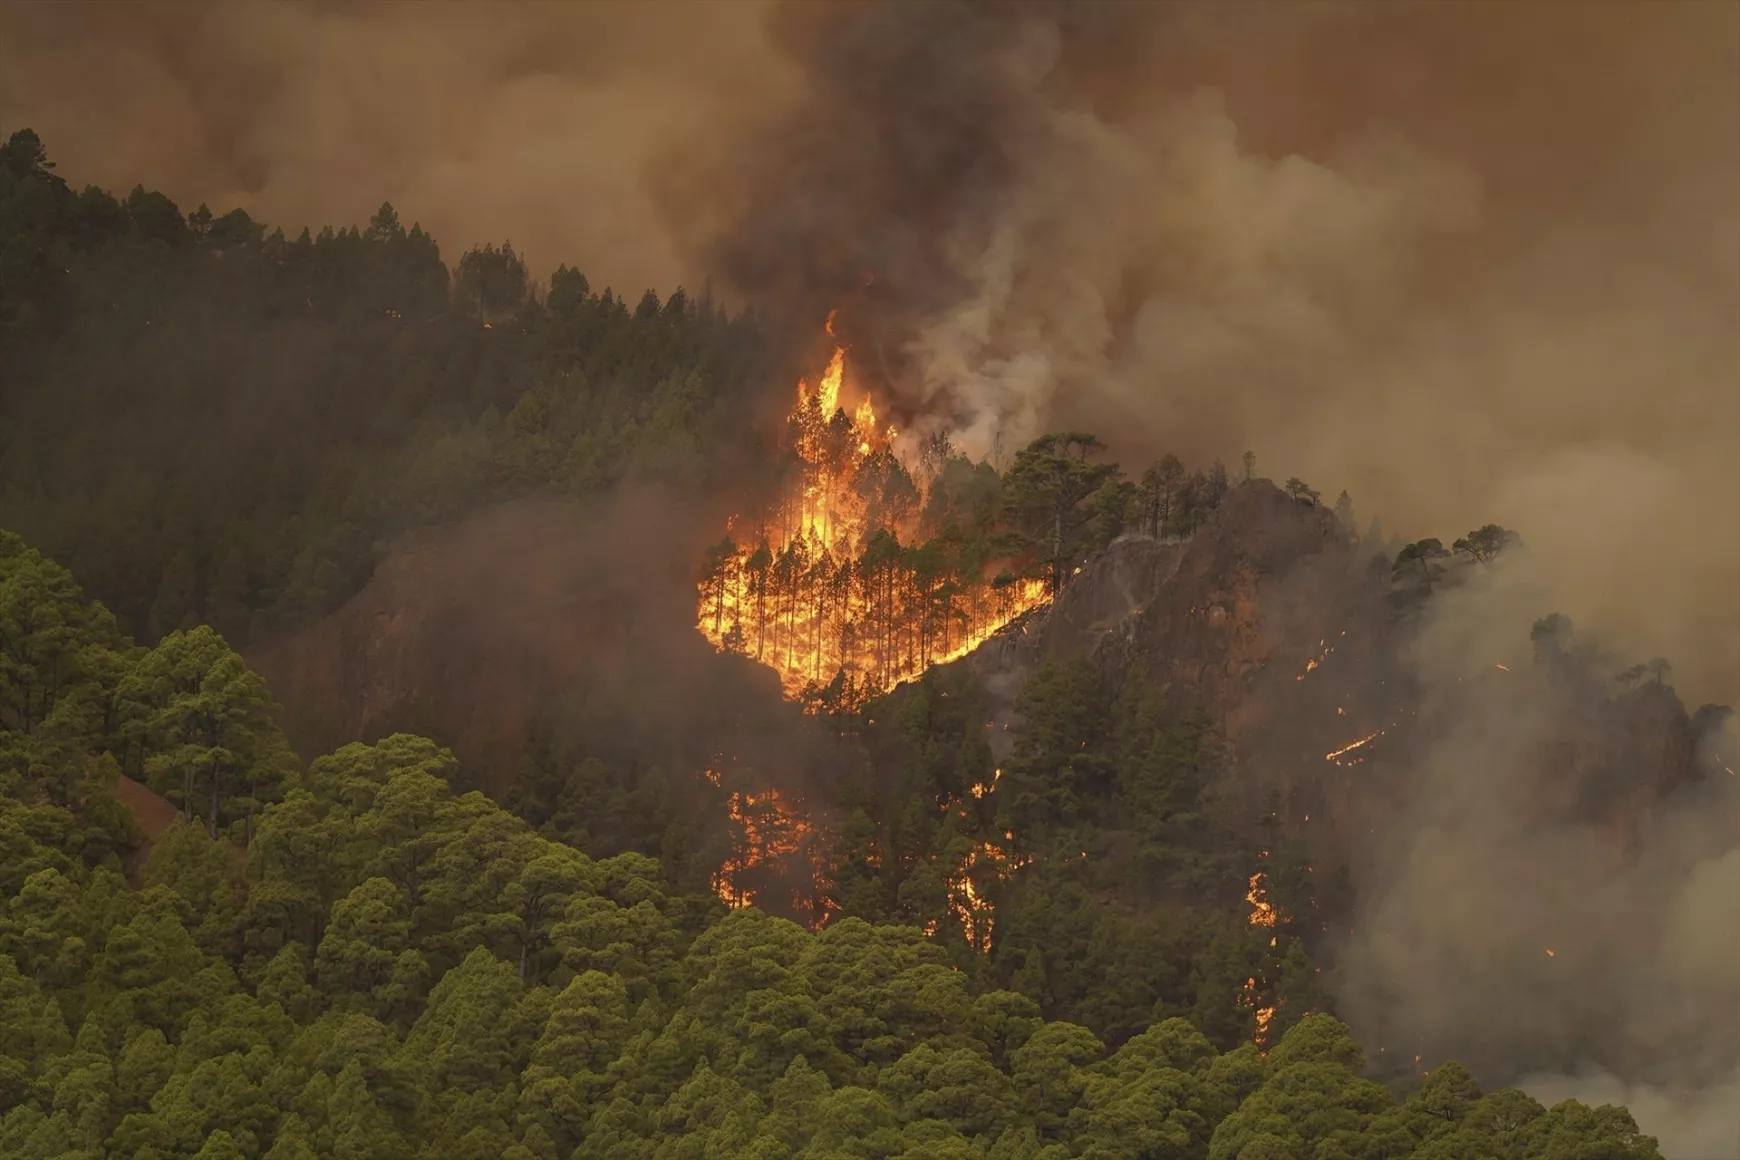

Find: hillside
1;121;1729;1157
0;509;1677;1160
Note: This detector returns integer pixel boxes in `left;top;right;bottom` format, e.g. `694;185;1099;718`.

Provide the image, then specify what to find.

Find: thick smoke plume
660;0;1739;708
1332;556;1739;1157
0;1;795;300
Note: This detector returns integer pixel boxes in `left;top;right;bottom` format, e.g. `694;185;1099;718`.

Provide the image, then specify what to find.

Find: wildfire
1246;872;1277;928
945;839;1031;952
1240;975;1277;1050
1296;639;1335;680
1240;867;1284;1048
707;768;829;922
1325;731;1384;763
696;337;1050;703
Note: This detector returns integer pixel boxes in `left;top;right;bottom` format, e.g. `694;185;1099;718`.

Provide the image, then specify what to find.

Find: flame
1247;872;1277;928
1495;662;1510;671
943;839;1031;952
1325;731;1384;762
1545;948;1555;957
707;770;830;923
1296;640;1335;680
1241;871;1283;1048
1241;976;1277;1049
697;336;1050;702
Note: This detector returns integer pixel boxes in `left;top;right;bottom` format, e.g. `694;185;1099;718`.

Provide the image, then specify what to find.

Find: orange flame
943;839;1031;952
707;770;830;923
1296;640;1335;680
1247;872;1277;928
697;336;1050;702
1325;731;1384;763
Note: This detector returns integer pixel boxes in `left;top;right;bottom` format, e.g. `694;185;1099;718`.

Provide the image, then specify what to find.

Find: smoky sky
659;0;1740;708
0;0;795;301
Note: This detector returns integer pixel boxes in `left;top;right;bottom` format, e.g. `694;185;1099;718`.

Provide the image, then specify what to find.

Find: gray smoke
1335;559;1740;1157
660;0;1739;708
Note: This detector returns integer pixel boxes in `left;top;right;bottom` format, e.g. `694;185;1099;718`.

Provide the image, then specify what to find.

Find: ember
1326;731;1384;763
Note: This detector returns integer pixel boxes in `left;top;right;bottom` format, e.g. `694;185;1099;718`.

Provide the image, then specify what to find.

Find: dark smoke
659;0;1739;707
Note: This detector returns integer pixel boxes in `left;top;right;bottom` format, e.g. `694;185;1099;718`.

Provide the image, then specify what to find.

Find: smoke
658;0;1739;707
9;0;1737;1138
8;0;1732;697
252;486;826;791
0;0;796;299
1333;559;1740;1157
1523;1067;1740;1160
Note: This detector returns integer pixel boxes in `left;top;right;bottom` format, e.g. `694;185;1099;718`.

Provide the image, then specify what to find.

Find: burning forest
696;328;1051;708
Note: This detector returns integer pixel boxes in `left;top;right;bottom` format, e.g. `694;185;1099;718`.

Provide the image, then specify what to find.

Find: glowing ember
1296;639;1335;680
707;772;828;922
1325;731;1384;763
1495;662;1510;671
696;336;1050;703
1545;948;1555;957
943;839;1031;952
1241;975;1277;1049
1246;872;1277;928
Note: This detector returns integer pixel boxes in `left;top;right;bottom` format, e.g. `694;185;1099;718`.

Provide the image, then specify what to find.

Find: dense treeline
0;128;773;647
0;527;1665;1159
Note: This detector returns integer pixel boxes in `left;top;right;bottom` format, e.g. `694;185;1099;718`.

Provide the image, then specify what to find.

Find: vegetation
0;128;772;648
0;526;1664;1159
0;126;1670;1157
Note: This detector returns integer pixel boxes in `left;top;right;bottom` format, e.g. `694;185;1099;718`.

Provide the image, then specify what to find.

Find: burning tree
695;341;1050;704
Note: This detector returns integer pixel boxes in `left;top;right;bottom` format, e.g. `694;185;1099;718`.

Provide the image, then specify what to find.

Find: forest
0;527;1665;1160
0;128;1672;1157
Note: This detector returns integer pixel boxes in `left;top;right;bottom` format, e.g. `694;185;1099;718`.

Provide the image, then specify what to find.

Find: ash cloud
0;0;797;300
660;0;1739;706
